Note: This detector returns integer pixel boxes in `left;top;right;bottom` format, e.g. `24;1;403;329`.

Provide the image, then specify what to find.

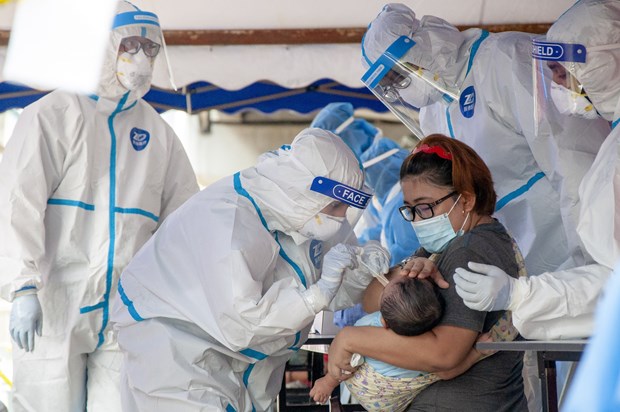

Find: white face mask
116;51;153;91
298;213;346;241
550;81;599;120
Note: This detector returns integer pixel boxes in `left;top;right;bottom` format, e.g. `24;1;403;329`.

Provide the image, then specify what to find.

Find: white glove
357;241;390;281
10;294;43;352
302;243;358;313
454;262;515;312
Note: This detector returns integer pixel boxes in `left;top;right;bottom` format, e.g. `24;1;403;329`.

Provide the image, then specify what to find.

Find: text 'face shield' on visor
310;176;373;238
532;37;598;135
362;36;460;139
310;176;372;209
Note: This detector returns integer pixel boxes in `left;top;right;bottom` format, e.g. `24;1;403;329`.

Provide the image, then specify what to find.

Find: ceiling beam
159;23;553;45
0;23;551;46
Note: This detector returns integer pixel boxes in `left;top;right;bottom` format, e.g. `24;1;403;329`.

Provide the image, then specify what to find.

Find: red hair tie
412;144;453;160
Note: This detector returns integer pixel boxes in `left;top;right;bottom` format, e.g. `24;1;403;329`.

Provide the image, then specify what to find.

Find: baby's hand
475;332;497;356
399;255;449;288
310;375;339;404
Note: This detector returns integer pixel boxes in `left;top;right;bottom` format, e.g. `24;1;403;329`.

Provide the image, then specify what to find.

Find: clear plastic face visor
532;37;598;134
113;10;177;90
310;176;373;232
362;36;460;139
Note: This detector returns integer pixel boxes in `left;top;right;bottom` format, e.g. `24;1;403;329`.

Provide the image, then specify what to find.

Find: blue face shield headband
113;11;161;30
531;40;587;64
310;177;371;209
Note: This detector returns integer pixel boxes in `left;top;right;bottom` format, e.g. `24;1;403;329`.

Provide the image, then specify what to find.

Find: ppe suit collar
91;92;138;114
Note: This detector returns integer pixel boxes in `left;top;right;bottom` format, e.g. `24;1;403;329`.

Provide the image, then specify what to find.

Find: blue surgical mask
410;195;468;253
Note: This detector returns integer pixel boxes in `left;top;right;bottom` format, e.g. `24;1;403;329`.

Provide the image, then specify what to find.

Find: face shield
533;37;599;134
362;36;460;139
310;176;374;240
98;7;176;100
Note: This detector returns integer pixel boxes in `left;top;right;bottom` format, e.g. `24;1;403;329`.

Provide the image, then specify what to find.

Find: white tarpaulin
0;0;577;90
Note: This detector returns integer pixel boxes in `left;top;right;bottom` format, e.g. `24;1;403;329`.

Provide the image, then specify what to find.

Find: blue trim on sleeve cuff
288;331;302;350
117;278;145;322
240;348;268;361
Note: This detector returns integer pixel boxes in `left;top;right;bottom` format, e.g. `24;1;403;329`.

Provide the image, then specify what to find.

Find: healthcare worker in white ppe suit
111;128;390;412
361;3;610;279
361;5;610;411
454;0;620;340
0;2;199;411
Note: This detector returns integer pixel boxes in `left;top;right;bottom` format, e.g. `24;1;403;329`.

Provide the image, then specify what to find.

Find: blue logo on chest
459;85;476;118
130;127;150;151
309;240;323;269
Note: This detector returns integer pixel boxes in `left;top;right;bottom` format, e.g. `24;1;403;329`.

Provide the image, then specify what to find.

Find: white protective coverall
0;3;199;411
361;4;611;278
505;0;620;340
452;0;620;340
112;128;388;412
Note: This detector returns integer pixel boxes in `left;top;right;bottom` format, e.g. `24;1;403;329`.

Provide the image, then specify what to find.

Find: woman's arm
327;323;478;380
435;332;494;380
435;347;483;380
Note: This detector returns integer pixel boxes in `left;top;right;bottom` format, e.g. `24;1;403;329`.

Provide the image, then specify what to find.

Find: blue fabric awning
0;79;388;115
0;82;49;112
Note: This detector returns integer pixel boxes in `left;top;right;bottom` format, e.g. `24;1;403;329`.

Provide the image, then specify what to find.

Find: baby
310;263;520;412
310;272;445;411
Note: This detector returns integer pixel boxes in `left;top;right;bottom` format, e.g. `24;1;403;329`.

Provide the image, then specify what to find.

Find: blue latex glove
310;102;376;159
10;294;43;352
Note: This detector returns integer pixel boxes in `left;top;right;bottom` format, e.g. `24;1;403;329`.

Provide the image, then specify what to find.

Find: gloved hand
357;241;390;280
302;244;358;312
10;294;43;352
453;262;515;312
320;243;359;287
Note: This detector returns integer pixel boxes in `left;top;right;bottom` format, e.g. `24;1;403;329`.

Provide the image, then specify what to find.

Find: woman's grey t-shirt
410;219;527;412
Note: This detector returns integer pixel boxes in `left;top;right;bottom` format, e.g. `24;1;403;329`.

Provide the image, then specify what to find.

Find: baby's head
380;276;445;336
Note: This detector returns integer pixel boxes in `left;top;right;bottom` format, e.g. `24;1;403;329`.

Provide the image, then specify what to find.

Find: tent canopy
0;0;576;114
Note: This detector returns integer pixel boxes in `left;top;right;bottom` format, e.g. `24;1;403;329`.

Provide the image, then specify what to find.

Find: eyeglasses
119;37;161;58
399;191;457;221
379;69;412;103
